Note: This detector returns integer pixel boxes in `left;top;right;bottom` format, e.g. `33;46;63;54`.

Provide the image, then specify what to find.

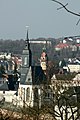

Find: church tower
18;30;47;108
40;46;48;71
20;29;32;83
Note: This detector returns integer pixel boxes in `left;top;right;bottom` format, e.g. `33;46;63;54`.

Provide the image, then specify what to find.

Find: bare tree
46;79;80;120
51;0;80;25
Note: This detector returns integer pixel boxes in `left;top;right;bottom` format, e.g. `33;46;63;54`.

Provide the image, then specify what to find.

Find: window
24;57;27;65
3;91;5;94
28;78;30;81
26;87;30;101
44;85;53;99
45;92;52;99
34;88;38;102
20;87;24;100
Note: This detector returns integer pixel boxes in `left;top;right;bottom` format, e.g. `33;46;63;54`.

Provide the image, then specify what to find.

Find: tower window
28;78;30;81
3;91;5;94
24;57;27;65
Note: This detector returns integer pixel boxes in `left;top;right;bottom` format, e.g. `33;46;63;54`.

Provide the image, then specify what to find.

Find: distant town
0;35;80;120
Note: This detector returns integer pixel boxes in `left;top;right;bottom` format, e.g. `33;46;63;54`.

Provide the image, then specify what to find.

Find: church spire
25;26;30;49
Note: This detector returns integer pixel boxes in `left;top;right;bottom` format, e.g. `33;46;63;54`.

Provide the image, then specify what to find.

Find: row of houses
0;53;22;72
55;42;80;51
59;58;80;73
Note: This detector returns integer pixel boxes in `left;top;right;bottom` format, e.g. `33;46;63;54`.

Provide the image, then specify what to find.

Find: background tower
40;46;48;72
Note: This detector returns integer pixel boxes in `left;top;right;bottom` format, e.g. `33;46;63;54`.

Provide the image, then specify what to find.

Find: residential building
68;64;80;73
55;42;69;51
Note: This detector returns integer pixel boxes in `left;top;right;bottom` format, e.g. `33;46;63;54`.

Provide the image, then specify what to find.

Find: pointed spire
27;29;29;41
26;29;29;43
25;26;30;49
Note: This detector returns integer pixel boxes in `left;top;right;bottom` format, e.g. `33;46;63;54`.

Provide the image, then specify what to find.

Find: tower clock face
24;57;27;65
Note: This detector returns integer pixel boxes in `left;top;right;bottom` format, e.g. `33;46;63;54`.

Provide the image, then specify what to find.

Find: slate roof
32;66;47;85
0;74;19;91
20;66;47;85
0;82;9;91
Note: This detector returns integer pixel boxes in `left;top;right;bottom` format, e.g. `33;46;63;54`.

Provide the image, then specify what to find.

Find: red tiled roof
55;43;69;49
76;44;80;47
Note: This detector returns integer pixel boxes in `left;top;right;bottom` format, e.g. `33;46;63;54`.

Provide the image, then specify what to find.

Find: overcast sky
0;0;80;40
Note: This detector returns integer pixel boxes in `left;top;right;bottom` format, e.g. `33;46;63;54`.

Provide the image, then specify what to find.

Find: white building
68;64;80;73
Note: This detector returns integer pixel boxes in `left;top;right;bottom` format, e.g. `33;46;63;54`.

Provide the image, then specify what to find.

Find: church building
17;30;46;107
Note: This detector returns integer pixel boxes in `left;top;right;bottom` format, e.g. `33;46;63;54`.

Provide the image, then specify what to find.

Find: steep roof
0;74;19;91
0;82;9;91
20;66;46;85
32;66;46;85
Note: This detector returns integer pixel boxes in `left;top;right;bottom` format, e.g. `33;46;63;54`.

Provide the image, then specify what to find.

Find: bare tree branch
57;3;68;10
51;0;80;17
76;18;80;25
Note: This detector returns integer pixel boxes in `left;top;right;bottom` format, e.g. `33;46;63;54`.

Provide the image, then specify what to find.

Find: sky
0;0;80;40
